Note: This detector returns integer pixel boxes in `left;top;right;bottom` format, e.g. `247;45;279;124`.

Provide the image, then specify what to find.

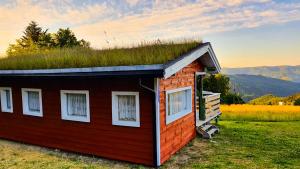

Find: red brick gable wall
159;60;203;163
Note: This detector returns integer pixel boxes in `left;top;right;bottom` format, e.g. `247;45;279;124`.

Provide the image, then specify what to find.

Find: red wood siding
0;77;154;166
159;61;203;164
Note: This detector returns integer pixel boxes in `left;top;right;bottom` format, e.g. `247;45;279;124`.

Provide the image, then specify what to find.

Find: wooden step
196;125;219;139
207;128;219;137
202;124;212;131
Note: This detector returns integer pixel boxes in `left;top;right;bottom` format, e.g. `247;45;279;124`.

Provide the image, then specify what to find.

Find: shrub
222;93;245;105
294;98;300;106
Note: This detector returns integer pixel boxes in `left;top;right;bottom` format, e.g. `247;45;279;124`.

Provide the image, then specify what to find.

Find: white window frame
60;90;90;123
0;87;13;113
22;88;43;117
112;91;140;127
165;86;192;124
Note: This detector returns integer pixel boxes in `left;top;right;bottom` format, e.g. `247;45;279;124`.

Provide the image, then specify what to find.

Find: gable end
163;43;221;79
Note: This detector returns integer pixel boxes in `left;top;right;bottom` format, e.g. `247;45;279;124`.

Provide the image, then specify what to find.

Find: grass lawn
163;121;300;169
1;121;299;169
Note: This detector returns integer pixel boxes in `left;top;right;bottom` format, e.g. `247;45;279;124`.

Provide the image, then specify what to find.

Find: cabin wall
0;77;155;166
159;60;203;164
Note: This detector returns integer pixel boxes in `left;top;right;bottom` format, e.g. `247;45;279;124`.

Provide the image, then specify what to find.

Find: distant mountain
249;93;300;105
223;65;300;83
228;74;300;102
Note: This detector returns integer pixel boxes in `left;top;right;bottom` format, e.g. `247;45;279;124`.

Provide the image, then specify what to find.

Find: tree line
7;21;90;56
201;74;245;105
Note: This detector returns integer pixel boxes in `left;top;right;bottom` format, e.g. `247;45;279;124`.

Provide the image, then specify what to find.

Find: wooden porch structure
195;72;221;139
196;91;221;126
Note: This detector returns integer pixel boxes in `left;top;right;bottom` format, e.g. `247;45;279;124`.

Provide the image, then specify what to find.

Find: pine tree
54;28;79;47
21;21;43;45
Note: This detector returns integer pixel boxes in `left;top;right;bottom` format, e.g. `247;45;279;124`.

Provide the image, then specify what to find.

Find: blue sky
0;0;299;67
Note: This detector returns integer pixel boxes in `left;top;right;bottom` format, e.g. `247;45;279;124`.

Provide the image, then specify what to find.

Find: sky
0;0;299;68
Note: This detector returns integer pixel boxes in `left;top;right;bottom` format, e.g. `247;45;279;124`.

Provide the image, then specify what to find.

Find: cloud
0;0;300;54
73;0;300;49
125;0;140;6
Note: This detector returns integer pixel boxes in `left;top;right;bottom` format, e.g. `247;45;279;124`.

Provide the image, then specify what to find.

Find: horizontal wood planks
159;61;203;164
0;77;155;165
204;93;221;117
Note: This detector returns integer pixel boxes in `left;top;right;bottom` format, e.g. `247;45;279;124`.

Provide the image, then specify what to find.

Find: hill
223;65;300;83
228;74;300;102
249;93;300;105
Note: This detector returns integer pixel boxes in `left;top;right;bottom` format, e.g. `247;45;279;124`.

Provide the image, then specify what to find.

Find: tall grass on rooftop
0;41;200;70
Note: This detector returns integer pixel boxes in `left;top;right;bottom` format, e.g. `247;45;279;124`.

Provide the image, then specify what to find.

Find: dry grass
221;105;300;121
0;139;143;169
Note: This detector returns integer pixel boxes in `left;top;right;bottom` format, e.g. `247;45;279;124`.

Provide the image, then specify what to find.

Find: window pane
28;91;40;112
118;95;136;121
168;89;190;115
67;93;87;117
4;90;11;109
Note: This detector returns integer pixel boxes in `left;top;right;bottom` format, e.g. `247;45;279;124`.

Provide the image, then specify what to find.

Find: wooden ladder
196;123;219;139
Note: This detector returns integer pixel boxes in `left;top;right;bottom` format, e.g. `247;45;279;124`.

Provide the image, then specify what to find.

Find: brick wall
159;60;203;163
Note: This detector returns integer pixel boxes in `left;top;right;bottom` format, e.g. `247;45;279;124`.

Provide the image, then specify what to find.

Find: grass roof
0;41;200;70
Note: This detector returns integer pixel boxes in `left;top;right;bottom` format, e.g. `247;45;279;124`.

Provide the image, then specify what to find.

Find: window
60;90;90;122
0;87;13;113
22;88;43;117
112;92;140;127
166;86;192;124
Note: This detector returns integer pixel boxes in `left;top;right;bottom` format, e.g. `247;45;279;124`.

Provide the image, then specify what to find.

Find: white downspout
154;78;161;166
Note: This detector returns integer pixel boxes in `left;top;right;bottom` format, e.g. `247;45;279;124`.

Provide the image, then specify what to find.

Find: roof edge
163;42;221;79
0;64;164;77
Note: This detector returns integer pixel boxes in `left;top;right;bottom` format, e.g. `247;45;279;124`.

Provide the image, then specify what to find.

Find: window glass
4;89;11;109
168;90;189;115
27;91;40;112
117;95;136;121
112;91;140;127
66;93;87;117
0;88;13;113
22;88;43;117
166;87;192;124
60;90;90;122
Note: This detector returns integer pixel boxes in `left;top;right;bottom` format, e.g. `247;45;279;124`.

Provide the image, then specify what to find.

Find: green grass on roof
0;41;200;70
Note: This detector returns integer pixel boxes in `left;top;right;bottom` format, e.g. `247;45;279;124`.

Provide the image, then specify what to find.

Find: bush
222;93;245;105
294;98;300;106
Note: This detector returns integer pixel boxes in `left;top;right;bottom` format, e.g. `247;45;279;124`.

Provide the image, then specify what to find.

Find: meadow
0;105;299;169
221;104;300;122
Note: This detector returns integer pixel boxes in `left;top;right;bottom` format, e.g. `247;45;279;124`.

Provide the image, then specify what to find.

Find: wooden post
199;76;206;120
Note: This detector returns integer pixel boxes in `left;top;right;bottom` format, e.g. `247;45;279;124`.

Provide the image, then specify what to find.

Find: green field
1;113;300;168
163;121;300;169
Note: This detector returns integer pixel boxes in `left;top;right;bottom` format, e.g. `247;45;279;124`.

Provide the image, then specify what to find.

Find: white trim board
21;88;43;117
154;78;161;166
165;86;193;124
0;87;13;113
163;43;221;78
111;91;140;127
0;64;164;75
60;90;91;123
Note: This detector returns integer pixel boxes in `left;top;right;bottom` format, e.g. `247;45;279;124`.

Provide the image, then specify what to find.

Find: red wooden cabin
0;42;221;166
